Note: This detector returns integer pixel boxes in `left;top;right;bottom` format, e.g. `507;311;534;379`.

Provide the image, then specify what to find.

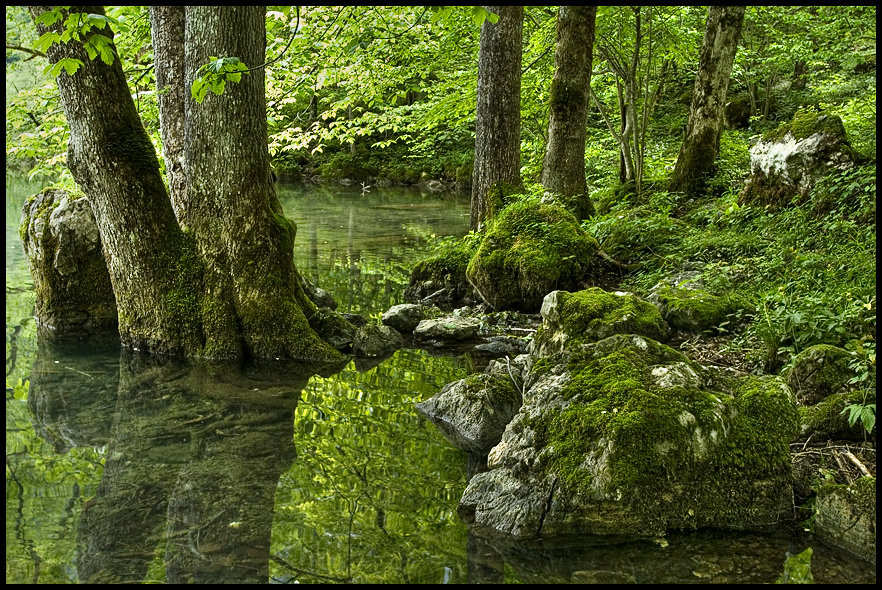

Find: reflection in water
29;339;335;584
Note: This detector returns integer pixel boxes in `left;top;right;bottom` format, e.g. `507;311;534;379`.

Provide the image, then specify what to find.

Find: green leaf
34;9;63;27
33;31;61;53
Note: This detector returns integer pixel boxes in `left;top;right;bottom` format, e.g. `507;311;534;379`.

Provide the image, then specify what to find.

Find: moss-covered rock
813;477;876;565
540;190;595;222
775;547;814;584
532;288;669;357
797;388;875;441
784;344;853;405
585;206;687;267
741;110;859;208
405;235;480;309
466;199;602;312
648;284;747;333
19;189;117;338
459;334;799;540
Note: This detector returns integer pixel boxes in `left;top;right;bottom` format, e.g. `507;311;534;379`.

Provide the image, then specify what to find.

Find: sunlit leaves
191;56;250;103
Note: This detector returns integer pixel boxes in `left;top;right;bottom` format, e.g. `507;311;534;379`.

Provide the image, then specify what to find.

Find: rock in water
20;189;117;338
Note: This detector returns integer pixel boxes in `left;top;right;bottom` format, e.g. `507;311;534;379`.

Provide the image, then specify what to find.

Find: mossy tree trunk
540;6;596;212
669;6;745;195
470;6;523;231
31;6;202;356
32;6;339;362
181;6;332;361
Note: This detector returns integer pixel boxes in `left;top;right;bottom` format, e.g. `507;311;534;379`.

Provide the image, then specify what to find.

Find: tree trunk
31;6;202;356
669;6;745;195
182;6;335;361
32;6;340;363
540;5;596;211
470;6;523;231
149;7;187;216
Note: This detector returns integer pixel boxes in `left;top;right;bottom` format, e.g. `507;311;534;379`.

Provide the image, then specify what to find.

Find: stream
5;174;875;583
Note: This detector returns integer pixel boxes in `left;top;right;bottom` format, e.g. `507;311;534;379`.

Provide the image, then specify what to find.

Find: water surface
5;176;876;584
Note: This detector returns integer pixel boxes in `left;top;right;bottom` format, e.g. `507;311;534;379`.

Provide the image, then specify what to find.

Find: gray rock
413;316;482;344
352;323;403;358
741;112;858;206
415;373;522;453
813;477;876;565
20;189;117;338
460;333;798;541
474;336;529;357
381;303;426;333
302;277;337;310
424;179;446;193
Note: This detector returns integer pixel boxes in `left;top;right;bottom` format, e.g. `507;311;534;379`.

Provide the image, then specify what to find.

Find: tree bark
470;6;523;231
669;6;745;195
149;6;187;217
32;6;341;363
182;6;335;361
30;6;202;356
540;6;596;211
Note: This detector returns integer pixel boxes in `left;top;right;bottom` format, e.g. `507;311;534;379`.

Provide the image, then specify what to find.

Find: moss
406;234;480;304
466;199;601;312
651;285;747;332
485;181;524;220
798;388;875;440
785;344;853;403
271;209;297;254
776;547;814;584
763;110;848;143
526;338;797;534
538;288;668;348
585;206;687;267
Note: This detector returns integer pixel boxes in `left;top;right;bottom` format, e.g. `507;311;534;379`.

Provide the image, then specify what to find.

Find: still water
5;175;876;583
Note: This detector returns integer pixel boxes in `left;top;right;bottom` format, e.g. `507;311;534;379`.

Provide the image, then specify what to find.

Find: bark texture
31;6;202;356
183;6;334;361
149;6;187;218
669;6;745;195
540;6;596;211
470;6;523;231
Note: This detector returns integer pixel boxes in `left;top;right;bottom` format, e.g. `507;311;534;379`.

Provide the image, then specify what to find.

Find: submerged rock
310;309;356;352
740;110;859;207
19;189;117;338
465;199;602;312
459;333;799;540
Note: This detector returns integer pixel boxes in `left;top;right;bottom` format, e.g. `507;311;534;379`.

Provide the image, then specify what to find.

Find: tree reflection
28;339;336;583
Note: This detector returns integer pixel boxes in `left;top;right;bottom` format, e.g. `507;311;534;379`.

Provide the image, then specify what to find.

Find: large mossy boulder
19;189;117;338
532;288;669;357
465;199;602;313
784;344;853;405
648;283;746;334
740;110;859;207
458;334;799;540
813;477;876;565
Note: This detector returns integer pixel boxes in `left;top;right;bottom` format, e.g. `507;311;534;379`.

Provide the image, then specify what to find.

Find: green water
5;175;876;584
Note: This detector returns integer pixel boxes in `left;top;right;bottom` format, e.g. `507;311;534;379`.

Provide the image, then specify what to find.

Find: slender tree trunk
540;5;596;213
470;6;523;231
669;6;745;195
149;7;187;216
31;6;202;356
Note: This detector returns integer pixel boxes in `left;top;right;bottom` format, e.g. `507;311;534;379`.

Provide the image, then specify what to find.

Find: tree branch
6;44;46;58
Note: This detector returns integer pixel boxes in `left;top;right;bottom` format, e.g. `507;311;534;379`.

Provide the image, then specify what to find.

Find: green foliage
191;56;249;103
775;547;814;584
